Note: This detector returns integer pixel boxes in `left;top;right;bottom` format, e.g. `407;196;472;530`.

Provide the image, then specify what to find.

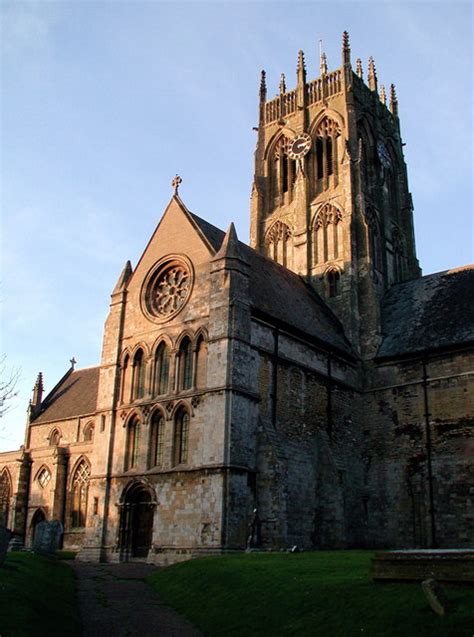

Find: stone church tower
250;33;420;355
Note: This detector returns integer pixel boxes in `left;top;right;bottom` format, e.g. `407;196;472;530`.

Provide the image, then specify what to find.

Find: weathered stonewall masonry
1;33;472;564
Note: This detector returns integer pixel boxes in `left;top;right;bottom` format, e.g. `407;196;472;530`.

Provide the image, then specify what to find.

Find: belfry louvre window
154;342;170;395
173;409;189;465
313;204;343;265
125;416;140;470
150;412;165;467
312;117;341;190
72;460;90;528
179;337;193;391
269;136;297;208
0;470;11;527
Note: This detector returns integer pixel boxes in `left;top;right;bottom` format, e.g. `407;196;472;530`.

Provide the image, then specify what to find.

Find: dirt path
69;561;202;637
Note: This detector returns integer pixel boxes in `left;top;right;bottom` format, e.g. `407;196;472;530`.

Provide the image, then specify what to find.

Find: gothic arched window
83;422;94;442
265;221;292;267
173;408;189;466
71;460;90;528
366;208;383;274
121;354;131;403
132;349;146;400
313;204;343;265
178;337;193;391
0;469;11;527
154;342;170;396
49;429;61;447
269;136;297;210
392;228;404;283
125;416;140;471
195;335;208;389
312;117;341;193
150;411;165;468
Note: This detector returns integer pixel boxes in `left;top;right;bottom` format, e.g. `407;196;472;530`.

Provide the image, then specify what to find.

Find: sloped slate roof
191;215;353;356
32;367;100;424
378;265;474;359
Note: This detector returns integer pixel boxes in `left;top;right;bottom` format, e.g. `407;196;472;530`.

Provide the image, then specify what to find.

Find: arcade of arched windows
265;221;292;267
124;404;192;472
120;331;208;405
313;204;343;266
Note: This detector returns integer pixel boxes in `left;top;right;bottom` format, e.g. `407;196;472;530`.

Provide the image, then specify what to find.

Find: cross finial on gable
172;174;182;194
70;357;77;370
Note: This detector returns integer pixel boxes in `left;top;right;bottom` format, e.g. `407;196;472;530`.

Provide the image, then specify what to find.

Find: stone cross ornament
172;175;182;195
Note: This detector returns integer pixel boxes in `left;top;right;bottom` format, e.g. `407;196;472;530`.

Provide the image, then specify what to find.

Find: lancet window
311;117;341;192
178;337;193;391
71;460;90;528
125;416;140;471
366;208;383;274
268;136;297;209
313;204;343;265
83;422;94;442
49;429;61;447
0;469;11;527
154;342;170;395
392;228;404;283
327;269;341;297
150;411;165;468
132;349;146;400
265;221;292;267
195;335;208;389
173;408;189;466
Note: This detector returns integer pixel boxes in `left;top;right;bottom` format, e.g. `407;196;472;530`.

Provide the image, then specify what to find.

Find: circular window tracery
142;257;193;323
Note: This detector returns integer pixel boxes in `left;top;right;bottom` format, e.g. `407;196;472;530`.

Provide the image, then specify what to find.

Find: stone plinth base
371;549;474;583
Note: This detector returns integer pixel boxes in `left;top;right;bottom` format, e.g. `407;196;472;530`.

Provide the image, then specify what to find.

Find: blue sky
1;1;472;451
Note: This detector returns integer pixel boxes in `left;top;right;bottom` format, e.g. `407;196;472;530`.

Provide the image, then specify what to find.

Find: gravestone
421;578;449;616
32;520;63;555
0;525;12;567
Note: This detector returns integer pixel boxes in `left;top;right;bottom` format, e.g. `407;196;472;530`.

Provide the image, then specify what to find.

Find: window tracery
71;460;90;528
311;117;341;192
265;221;292;267
313;204;343;265
268;136;297;210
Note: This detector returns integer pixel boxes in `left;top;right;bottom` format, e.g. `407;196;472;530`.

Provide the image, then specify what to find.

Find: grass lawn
0;552;81;637
148;551;474;636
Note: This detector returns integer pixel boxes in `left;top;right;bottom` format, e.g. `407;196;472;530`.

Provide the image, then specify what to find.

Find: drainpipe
327;353;333;438
422;358;437;548
271;327;279;429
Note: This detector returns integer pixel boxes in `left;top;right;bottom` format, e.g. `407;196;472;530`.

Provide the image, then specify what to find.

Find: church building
1;33;472;564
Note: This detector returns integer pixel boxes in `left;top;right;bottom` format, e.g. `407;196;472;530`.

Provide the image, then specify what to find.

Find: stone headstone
421;578;449;616
32;520;63;555
0;525;12;567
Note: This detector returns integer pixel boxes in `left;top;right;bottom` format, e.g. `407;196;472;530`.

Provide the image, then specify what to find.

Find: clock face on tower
287;133;311;159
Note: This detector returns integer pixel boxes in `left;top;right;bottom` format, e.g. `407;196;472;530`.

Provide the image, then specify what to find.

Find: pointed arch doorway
118;481;156;560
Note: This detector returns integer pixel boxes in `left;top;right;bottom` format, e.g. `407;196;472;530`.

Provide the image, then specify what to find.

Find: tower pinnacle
279;73;286;94
342;30;351;65
368;56;378;92
390;84;398;117
297;50;306;84
259;70;267;102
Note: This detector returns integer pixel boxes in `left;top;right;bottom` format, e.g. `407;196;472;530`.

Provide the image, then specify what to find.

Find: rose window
142;258;193;322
